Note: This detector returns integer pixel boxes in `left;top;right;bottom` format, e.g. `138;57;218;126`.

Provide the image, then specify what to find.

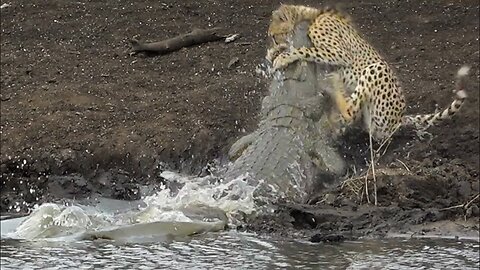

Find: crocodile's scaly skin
224;58;345;203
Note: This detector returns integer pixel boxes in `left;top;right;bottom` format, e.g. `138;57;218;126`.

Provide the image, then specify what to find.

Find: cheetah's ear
271;8;285;21
272;9;280;18
334;3;351;18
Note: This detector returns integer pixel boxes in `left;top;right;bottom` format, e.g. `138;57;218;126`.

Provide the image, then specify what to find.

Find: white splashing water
5;170;264;240
141;171;258;221
12;203;95;240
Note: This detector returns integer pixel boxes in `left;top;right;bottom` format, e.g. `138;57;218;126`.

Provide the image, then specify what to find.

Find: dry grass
340;167;412;203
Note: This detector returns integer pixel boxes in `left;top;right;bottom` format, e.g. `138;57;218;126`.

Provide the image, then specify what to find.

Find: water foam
6;170;264;240
140;171;259;223
12;203;94;239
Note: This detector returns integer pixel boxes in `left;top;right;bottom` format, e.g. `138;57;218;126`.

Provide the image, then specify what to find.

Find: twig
361;115;401;205
364;170;371;204
439;204;464;211
376;123;401;158
367;109;378;205
439;193;480;211
396;159;411;172
1;3;12;9
67;50;81;55
464;193;480;209
369;131;377;206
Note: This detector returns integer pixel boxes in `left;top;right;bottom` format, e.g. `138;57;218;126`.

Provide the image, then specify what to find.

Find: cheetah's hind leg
326;72;346;96
325;72;354;124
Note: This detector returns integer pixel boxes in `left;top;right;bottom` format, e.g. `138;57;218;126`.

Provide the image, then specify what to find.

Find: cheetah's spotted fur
267;4;469;141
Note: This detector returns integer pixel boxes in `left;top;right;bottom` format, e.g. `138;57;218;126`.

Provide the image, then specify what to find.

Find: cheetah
267;4;469;141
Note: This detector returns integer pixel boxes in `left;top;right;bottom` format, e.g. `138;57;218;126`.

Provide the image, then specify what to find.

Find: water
0;171;258;241
1;232;479;269
1;170;479;269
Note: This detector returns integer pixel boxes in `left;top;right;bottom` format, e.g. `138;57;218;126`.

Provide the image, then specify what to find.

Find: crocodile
0;24;348;242
222;22;345;204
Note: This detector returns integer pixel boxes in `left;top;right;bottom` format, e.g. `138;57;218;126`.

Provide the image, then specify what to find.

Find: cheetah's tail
402;65;470;130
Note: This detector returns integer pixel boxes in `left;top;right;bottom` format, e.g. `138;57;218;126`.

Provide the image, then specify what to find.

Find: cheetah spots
299;50;311;59
267;5;412;141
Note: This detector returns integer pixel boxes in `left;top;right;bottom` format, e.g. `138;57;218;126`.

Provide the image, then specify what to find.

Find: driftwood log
130;28;225;54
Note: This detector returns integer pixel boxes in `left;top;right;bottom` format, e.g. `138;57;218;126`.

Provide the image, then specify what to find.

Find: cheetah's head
268;7;296;47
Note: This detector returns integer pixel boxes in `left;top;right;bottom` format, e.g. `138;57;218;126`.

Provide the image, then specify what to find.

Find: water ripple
1;233;478;270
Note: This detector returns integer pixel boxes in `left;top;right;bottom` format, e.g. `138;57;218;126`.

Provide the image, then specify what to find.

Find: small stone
471;181;479;193
227;57;240;69
457;181;472;199
324;193;336;205
0;163;7;173
466;205;479;218
310;233;345;243
59;148;75;161
224;34;240;43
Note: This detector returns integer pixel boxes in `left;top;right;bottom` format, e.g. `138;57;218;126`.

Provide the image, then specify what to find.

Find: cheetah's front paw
272;52;298;71
266;44;288;63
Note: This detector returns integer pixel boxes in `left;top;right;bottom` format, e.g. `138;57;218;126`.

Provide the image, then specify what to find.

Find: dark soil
1;0;479;239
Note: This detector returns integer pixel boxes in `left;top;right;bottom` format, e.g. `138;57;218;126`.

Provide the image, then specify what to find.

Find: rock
227;57;239;69
310;233;345;243
466;205;479;218
457;181;472;199
324;193;336;205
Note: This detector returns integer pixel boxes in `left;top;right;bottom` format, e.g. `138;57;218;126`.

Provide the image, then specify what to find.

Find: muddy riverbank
1;0;479;239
